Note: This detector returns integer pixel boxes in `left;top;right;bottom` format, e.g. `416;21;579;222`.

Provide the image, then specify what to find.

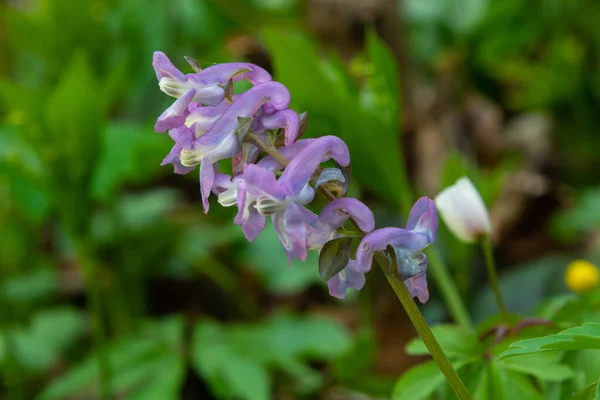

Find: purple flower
161;82;292;212
229;136;351;264
153;52;272;132
304;198;375;299
307;197;374;249
328;260;366;299
257;110;300;147
355;197;438;303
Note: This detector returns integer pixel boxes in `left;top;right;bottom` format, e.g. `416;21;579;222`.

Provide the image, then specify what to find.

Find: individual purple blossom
256;109;300;146
355;197;438;303
305;197;375;299
233;136;351;264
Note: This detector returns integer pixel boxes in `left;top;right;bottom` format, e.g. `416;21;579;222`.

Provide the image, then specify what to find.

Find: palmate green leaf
38;317;185;400
192;313;352;400
491;362;544;400
499;323;600;359
405;324;485;359
498;352;574;382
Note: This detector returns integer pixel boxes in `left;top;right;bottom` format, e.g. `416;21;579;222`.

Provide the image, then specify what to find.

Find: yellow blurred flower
565;259;600;293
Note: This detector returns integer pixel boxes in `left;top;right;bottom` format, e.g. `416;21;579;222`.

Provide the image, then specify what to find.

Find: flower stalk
376;252;472;400
251;137;471;399
481;236;507;316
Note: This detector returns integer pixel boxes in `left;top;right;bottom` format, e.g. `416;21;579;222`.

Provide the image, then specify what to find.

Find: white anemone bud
434;177;491;243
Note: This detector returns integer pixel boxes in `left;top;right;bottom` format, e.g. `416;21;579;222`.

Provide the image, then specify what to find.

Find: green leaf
498;353;574;381
318;237;352;281
39;317;185;400
499;323;600;359
391;361;448;400
405;324;485;359
192;313;352;399
491;363;544;400
91;123;169;203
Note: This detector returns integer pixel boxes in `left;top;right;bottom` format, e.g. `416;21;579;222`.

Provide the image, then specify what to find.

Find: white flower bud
434;177;491;243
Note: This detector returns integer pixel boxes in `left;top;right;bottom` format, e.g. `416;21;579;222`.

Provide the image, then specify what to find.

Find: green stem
481;236;507;316
77;243;111;400
376;253;471;400
427;247;473;329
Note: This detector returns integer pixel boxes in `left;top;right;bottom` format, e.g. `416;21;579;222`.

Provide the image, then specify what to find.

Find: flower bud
434;177;491;243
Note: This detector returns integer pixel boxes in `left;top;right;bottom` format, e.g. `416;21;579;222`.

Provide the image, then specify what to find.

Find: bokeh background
1;0;600;398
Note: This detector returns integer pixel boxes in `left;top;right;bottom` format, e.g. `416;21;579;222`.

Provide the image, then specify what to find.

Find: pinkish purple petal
196;82;290;149
406;197;438;242
355;228;430;272
243;164;286;201
160;126;196;174
242;207;266;242
191;63;272;85
154;89;195;132
273;203;308;265
153;51;185;81
259;109;299;146
327;260;366;299
405;272;429;304
256;139;316;171
307;198;374;249
278;136;350;197
199;159;215;214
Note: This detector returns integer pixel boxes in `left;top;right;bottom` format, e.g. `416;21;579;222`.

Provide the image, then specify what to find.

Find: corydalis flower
162;82;292;212
152;51;271;132
222;136;351;264
305;198;375;299
435;176;491;243
355;197;438;303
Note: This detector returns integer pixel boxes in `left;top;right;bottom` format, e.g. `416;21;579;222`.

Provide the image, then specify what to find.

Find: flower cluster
152;52;438;301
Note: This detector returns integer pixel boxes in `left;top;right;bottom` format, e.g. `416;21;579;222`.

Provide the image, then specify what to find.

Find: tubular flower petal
308;198;375;250
154;89;196;132
279;136;350;197
190;62;272;86
355;197;438;303
435;177;491;243
256;139;316;171
258;109;300;146
328;260;366;299
160;126;196;174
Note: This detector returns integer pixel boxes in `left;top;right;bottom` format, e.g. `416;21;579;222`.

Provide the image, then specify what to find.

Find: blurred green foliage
2;0;600;398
